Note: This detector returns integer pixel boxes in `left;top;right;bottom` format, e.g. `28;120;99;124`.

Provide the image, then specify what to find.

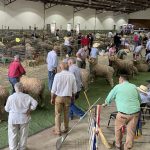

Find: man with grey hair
68;58;85;119
5;82;38;150
51;61;77;135
8;55;26;94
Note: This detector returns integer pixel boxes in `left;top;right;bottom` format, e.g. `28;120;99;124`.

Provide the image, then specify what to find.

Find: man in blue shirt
46;46;58;91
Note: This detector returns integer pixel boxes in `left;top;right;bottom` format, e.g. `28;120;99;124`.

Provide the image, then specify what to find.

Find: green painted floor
0;72;149;149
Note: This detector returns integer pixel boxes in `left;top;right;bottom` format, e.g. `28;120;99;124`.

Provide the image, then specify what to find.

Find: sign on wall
76;23;80;34
51;23;56;34
67;23;72;32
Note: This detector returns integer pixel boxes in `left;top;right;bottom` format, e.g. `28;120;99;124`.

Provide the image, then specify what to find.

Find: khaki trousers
115;112;139;150
55;96;71;133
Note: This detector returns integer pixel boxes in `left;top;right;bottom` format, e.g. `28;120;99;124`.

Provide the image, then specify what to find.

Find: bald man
51;62;77;135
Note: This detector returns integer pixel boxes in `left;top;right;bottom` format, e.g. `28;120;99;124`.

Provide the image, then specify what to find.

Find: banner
76;23;80;34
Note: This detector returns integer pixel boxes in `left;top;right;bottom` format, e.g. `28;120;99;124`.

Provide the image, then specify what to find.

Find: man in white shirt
68;58;85;119
76;46;88;69
5;82;38;150
51;62;77;135
46;46;58;91
108;31;113;39
64;36;72;57
146;33;150;55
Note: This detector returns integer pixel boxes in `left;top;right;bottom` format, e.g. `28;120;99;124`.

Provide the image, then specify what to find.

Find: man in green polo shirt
104;74;141;150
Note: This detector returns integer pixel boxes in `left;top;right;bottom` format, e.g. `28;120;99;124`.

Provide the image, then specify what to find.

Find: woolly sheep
20;76;45;106
88;57;114;87
109;56;135;76
80;68;90;91
133;61;149;72
0;86;9;121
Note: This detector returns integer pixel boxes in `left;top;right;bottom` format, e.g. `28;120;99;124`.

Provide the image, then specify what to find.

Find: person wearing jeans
68;58;85;119
103;73;141;150
5;82;38;150
46;46;58;91
8;55;26;94
69;92;84;119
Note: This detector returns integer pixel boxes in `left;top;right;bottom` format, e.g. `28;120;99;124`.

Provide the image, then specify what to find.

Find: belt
119;111;140;115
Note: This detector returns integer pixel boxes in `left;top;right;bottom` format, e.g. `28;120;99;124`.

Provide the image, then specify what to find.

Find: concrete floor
2;104;150;150
1;52;150;150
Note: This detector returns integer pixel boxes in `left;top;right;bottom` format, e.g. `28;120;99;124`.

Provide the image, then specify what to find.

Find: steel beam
44;2;57;10
3;0;16;6
74;6;87;13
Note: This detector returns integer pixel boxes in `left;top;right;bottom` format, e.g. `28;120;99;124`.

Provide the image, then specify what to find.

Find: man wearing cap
103;74;141;150
8;55;26;94
89;43;100;81
46;46;58;91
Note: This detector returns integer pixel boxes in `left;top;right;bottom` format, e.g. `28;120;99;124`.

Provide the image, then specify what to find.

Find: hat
93;43;100;48
137;85;148;94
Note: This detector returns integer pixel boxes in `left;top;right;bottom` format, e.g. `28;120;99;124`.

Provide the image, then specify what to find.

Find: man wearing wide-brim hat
89;43;100;81
137;85;150;104
90;43;100;59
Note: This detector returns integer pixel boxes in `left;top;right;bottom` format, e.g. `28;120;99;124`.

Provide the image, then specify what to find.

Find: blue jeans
70;92;85;119
65;46;72;56
9;77;19;94
48;71;55;91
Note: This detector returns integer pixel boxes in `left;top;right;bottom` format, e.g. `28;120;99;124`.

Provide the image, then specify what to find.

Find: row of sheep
0;55;149;121
0;68;89;121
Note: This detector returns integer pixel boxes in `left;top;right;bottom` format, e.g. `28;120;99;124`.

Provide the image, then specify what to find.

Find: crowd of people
4;30;150;150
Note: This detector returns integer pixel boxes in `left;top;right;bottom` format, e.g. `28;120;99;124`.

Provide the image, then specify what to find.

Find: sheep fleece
20;76;44;96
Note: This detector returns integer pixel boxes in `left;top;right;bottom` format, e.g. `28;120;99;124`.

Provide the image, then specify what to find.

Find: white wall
0;0;44;29
45;6;128;30
129;8;150;19
0;0;128;30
